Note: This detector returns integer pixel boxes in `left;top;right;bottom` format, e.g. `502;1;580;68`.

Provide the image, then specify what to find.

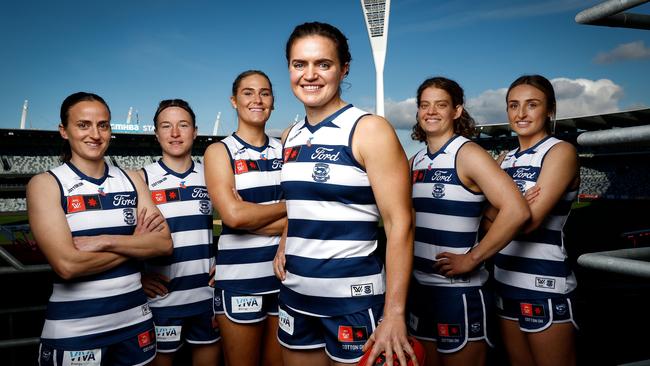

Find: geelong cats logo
312;163;330;183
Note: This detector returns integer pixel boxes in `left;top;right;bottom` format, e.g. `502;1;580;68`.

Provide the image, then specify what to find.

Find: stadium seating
0;198;27;212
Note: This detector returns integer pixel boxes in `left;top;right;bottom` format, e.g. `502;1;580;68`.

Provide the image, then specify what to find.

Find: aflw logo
351;283;374;297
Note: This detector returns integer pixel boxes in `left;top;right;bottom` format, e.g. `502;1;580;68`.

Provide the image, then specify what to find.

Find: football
357;336;426;366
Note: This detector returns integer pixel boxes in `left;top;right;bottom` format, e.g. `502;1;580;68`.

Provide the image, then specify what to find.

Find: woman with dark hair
139;99;222;366
408;77;529;366
489;75;579;366
204;70;285;366
274;21;415;365
28;92;172;365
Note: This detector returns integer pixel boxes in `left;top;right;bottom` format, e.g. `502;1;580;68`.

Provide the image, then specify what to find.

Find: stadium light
20;100;28;130
360;0;390;117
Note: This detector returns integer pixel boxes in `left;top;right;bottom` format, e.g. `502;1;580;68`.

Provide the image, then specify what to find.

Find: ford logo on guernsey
192;187;209;199
310;147;340;162
113;194;136;207
512;167;537;180
312;163;330;183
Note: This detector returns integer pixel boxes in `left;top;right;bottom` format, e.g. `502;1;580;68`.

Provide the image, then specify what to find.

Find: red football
357;336;426;366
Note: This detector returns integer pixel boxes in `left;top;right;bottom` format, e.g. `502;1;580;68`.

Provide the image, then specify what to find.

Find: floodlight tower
20;100;28;129
212;111;221;136
361;0;390;117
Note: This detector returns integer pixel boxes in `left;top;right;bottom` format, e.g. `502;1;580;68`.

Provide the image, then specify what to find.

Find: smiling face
507;84;552;141
288;35;349;115
59;100;111;163
231;73;274;128
417;87;462;139
155;106;197;159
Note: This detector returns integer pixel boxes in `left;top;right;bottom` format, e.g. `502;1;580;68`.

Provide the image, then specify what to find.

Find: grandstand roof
476;107;650;137
0;128;225;156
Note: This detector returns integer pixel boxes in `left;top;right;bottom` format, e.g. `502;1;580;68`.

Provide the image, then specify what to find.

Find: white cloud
466;88;509;124
385;97;417;129
385;77;624;128
552;78;623;118
594;41;650;64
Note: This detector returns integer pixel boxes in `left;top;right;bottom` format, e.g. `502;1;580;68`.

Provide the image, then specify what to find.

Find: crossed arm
27;171;172;280
203;142;286;235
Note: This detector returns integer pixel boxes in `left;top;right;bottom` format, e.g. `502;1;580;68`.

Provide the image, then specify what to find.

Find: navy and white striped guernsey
495;136;577;299
42;162;152;349
142;160;214;317
214;134;283;294
280;104;385;317
411;135;488;288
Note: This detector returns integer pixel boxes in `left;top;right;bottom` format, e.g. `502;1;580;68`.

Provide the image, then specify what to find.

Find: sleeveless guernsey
142;160;214;317
411;135;488;287
280;104;385;317
495;136;577;299
42;162;152;349
214;134;283;294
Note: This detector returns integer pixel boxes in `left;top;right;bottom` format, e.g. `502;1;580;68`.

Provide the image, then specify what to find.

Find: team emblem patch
470;322;481;334
408;313;419;331
138;330;154;348
338;325;368;342
151;188;180;204
555;303;568;316
67;194;102;213
432;183;445;198
234;159;261;175
521;303;545;317
199;200;211;215
412;169;426;184
437;323;461;337
123;208;136;225
312;162;330;183
283;146;301;163
515;180;526;193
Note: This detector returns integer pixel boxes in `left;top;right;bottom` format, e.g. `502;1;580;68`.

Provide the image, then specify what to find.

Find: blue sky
1;0;649;156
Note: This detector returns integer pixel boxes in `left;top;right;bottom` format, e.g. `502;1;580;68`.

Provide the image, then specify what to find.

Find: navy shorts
213;287;279;323
407;282;494;353
277;302;383;363
496;294;578;332
153;309;221;353
38;328;156;366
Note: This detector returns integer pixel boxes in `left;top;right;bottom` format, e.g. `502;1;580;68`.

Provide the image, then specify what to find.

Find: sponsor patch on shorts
155;325;182;342
231;295;263;313
337;325;368;342
62;349;102;366
437;323;461;338
278;308;294;335
138;330;154;348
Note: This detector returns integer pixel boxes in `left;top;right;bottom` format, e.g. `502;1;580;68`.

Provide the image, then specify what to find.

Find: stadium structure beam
361;0;390;117
575;0;650;30
578;247;650;278
577;124;650;146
